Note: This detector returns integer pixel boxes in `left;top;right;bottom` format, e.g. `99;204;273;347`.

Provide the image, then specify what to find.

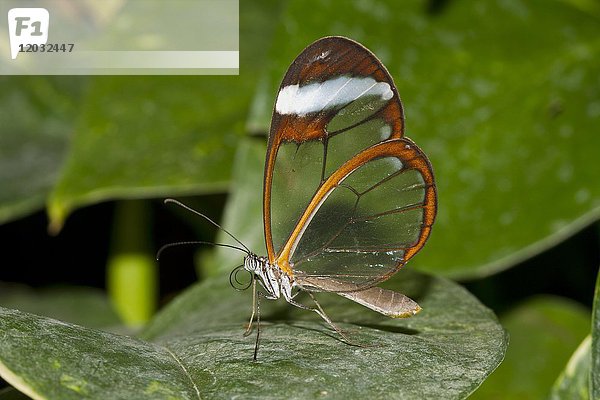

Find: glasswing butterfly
161;36;436;360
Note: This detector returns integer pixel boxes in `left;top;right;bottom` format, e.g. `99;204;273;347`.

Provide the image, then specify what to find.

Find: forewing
264;36;405;265
281;138;437;291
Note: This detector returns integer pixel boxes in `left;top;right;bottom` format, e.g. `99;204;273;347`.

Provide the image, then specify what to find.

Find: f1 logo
7;8;49;59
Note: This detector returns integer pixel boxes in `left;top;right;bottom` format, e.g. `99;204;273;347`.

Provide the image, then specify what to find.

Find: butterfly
162;36;437;361
235;36;437;359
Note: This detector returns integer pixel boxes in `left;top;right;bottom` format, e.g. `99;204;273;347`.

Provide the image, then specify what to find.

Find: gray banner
0;0;239;75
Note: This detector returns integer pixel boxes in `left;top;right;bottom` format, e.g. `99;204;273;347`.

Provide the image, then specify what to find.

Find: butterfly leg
243;278;258;336
244;277;277;335
241;278;264;361
252;288;263;361
287;292;359;346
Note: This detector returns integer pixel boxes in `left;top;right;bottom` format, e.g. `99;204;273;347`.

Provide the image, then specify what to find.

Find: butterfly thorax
244;253;295;301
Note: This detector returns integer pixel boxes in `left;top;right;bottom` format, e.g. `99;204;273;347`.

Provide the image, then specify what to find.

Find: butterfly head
243;253;268;274
229;253;269;292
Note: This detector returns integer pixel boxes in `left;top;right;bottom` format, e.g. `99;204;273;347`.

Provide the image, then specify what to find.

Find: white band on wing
275;76;393;117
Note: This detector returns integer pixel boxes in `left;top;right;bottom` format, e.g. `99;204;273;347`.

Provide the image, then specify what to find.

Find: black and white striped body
244;253;295;302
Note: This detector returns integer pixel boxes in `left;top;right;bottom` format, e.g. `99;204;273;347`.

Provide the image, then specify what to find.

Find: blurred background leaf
550;335;591;400
0;1;596;278
0;283;119;330
470;296;590;399
592;267;600;398
199;137;266;277
41;0;282;231
248;0;600;278
0;77;87;224
548;266;599;399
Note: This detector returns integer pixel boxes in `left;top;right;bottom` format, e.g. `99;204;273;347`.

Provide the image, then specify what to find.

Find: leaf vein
164;346;202;400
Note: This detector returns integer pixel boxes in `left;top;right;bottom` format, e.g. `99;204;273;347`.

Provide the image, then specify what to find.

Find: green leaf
0;307;201;400
0;270;506;399
107;251;157;326
7;0;598;279
107;200;157;325
549;266;599;399
46;75;243;231
46;0;282;230
199;137;266;277
470;296;591;399
550;335;591;400
0;77;85;224
248;0;600;278
0;284;120;329
592;267;600;398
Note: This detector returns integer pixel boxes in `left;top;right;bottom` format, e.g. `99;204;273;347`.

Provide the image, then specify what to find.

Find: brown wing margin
276;138;437;279
264;36;406;262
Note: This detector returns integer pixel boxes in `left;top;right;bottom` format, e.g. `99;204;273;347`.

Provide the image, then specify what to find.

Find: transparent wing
264;36;405;266
278;138;436;291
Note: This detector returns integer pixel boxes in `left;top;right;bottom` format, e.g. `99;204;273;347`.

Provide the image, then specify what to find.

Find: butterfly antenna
164;198;251;253
156;240;249;261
